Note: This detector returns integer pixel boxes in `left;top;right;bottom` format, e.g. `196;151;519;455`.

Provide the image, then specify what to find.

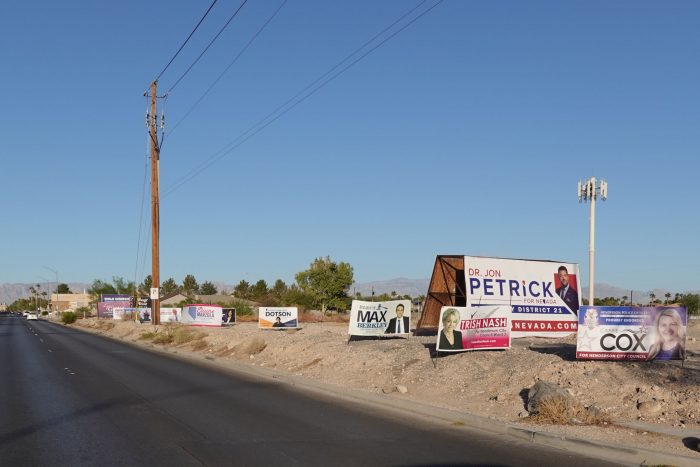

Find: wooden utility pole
149;80;161;325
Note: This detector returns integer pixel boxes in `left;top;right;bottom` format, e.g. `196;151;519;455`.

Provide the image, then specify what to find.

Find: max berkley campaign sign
259;307;298;329
348;300;411;337
436;305;511;352
464;256;580;338
181;305;222;327
576;306;687;361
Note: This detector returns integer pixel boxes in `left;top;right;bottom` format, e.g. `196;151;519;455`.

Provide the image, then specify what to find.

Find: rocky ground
71;313;700;460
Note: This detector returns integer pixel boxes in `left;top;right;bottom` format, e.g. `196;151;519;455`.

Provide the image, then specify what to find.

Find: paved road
0;314;621;466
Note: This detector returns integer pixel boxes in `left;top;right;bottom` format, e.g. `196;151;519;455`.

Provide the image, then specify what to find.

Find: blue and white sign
464;256;581;338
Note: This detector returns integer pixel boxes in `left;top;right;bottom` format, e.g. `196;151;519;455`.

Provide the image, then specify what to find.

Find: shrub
152;332;174;345
528;397;609;425
61;312;77;325
172;325;205;345
139;331;157;340
41;311;48;316
229;299;253;316
75;306;93;318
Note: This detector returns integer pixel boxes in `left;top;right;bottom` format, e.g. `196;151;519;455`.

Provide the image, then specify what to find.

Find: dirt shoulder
70;315;700;461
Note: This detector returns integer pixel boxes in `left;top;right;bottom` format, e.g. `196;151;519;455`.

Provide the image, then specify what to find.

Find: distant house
159;293;189;306
160;293;257;307
51;293;91;312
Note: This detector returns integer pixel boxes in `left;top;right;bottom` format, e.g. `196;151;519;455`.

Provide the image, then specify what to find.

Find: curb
56;320;700;467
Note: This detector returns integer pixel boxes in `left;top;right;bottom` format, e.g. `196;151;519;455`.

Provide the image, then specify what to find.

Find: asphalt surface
0;314;622;466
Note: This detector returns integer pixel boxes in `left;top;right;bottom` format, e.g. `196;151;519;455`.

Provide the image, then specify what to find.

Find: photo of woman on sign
647;308;686;361
438;308;463;351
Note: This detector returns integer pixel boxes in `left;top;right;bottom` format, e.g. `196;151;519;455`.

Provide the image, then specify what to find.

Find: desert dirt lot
73;314;700;460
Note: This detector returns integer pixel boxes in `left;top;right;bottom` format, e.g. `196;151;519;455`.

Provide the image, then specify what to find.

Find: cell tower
578;177;608;306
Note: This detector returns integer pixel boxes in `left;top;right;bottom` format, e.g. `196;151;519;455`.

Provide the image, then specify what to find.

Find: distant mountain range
1;279;696;306
0;282;91;306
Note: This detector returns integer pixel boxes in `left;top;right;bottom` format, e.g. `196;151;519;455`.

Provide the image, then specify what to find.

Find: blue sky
1;0;698;293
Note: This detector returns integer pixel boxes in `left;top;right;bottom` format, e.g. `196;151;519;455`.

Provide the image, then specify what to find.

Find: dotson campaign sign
259;307;298;329
348;300;411;337
436;305;510;352
576;306;687;361
464;256;581;338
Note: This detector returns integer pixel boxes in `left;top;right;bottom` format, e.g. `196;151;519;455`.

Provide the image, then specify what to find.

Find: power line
134;99;152;290
153;0;220;84
163;0;443;197
166;0;288;139
166;0;249;94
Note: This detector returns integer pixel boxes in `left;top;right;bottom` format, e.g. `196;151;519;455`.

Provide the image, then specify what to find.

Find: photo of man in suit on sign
385;303;410;334
556;265;579;314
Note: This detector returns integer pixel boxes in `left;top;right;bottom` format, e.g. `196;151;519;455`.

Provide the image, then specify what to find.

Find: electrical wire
165;0;288;139
166;0;249;95
163;0;443;198
153;0;220;84
134;97;152;290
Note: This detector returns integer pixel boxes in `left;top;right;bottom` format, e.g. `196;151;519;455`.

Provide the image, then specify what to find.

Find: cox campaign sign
464;256;580;338
576;306;687;361
348;300;411;337
259;307;298;329
436;305;510;352
98;294;131;319
181;305;222;327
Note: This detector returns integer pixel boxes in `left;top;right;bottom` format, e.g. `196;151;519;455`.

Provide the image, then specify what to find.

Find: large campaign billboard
98;294;131;319
348;300;411;337
181;305;222;327
259;307;298;329
436;305;510;352
576;306;687;361
464;256;580;338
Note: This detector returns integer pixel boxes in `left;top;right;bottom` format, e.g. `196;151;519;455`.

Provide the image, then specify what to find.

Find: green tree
182;274;199;296
140;275;152;295
285;284;316;310
679;293;699;315
271;279;288;300
161;277;179;297
199;281;218;295
250;280;268;300
56;283;72;294
88;279;116;299
233;280;251;299
295;256;353;313
87;277;135;305
664;292;672;304
112;277;135;294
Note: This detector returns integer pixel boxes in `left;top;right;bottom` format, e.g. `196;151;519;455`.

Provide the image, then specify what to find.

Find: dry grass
191;339;209;351
139;331;157;340
96;321;115;331
299;312;349;323
528;397;610;426
171;325;205;345
152;332;174;344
